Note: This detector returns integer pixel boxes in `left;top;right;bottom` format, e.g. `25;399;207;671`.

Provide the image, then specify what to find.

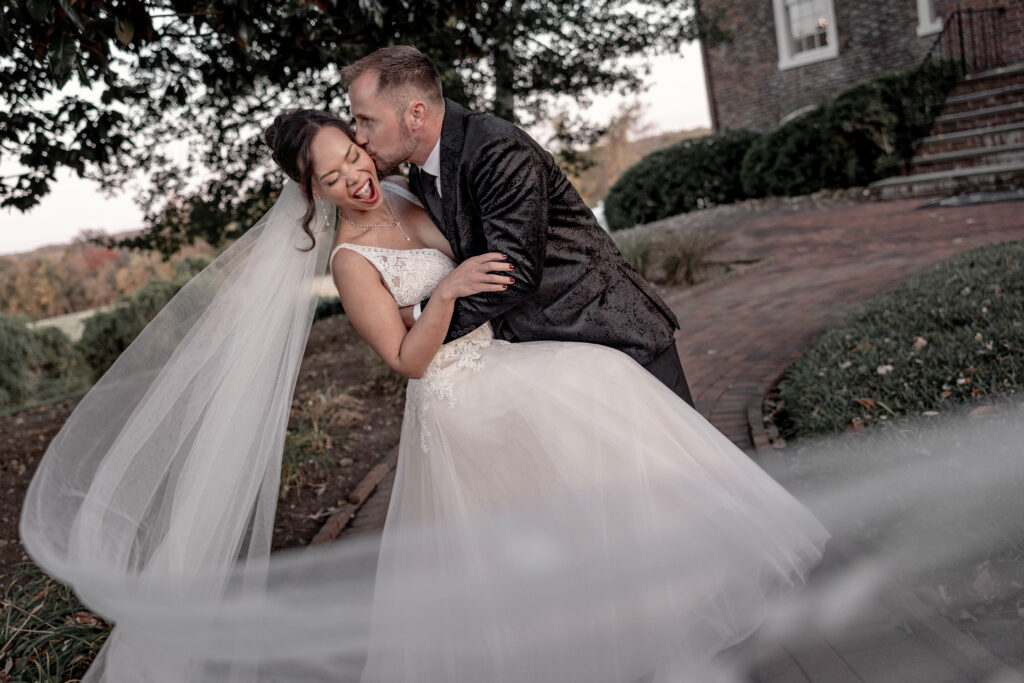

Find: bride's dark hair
263;109;356;249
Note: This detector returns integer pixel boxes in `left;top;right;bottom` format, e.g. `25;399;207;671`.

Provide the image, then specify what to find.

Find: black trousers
641;341;694;407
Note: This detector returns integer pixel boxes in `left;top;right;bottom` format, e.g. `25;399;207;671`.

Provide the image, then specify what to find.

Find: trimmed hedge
77;278;182;377
0;315;91;410
778;239;1024;438
604;60;960;231
604;129;760;231
741;59;960;198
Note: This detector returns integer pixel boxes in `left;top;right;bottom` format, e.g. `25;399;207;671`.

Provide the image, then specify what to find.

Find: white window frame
916;0;943;36
772;0;840;71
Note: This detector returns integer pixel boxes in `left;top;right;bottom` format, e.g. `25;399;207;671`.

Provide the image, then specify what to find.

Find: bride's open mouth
353;178;379;204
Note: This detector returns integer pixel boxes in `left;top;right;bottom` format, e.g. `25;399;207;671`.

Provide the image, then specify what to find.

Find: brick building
698;0;1024;132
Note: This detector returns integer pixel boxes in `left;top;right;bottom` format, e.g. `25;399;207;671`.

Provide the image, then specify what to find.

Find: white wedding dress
330;186;831;683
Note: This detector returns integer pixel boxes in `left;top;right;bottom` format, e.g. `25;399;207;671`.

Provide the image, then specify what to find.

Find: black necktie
416;167;443;227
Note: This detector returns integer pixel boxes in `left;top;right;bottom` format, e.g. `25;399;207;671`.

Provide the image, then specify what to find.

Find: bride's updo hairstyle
263;108;356;249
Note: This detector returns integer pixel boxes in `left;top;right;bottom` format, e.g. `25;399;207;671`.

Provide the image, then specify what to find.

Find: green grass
778;239;1024;438
613;230;720;285
0;562;110;683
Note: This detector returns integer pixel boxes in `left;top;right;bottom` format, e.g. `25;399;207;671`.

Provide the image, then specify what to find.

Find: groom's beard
371;120;419;177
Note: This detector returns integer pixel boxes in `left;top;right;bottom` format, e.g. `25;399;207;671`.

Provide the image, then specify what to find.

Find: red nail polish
502;285;508;289
509;277;515;283
509;264;515;269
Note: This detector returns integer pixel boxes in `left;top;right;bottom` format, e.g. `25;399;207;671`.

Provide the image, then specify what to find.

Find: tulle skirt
358;333;830;683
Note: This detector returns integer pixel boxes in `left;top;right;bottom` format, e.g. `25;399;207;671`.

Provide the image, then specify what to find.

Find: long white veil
16;177;1024;682
18;179;344;681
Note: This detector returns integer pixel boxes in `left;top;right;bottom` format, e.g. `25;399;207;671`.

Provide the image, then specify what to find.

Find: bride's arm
332;250;511;379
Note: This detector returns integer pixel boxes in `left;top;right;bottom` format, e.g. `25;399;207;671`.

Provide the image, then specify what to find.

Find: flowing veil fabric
18;179;344;681
18;179;833;683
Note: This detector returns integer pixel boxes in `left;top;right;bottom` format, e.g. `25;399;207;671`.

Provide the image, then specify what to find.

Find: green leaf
46;32;76;88
234;20;254;48
57;0;87;33
114;15;134;45
0;5;12;48
26;0;52;23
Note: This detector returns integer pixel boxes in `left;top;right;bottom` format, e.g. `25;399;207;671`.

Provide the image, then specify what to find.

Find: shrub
778;239;1024;438
741;59;961;198
314;296;345;320
77;278;182;377
613;230;719;285
604;129;760;231
0;315;91;411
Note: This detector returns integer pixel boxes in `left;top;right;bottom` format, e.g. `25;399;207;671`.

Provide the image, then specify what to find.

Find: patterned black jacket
410;98;679;367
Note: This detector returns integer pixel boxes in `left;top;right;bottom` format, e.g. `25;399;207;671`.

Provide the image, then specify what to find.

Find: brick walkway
336;196;1024;681
666;197;1023;449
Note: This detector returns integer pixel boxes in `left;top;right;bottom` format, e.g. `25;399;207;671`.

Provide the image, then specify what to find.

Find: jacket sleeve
444;135;549;342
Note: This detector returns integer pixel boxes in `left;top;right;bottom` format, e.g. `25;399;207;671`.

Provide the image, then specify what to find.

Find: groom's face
349;72;417;176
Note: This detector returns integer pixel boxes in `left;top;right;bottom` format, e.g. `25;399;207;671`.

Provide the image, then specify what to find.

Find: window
773;0;839;70
917;0;943;36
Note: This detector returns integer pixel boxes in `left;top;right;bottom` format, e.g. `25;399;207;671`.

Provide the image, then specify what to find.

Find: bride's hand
434;252;515;301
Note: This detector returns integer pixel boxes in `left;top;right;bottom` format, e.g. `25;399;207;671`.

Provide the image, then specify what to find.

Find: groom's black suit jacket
410;98;679;367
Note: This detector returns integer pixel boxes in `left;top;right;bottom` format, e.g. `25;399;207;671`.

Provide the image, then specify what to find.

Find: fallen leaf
852;342;871;353
848;417;866;433
972;564;1000;599
854;397;876;410
913;337;928;349
966;405;999;421
67;611;104;627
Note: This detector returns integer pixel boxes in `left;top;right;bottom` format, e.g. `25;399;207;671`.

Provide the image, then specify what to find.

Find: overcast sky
0;42;710;256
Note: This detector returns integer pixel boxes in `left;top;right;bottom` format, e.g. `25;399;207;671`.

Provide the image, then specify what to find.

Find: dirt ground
0;312;405;590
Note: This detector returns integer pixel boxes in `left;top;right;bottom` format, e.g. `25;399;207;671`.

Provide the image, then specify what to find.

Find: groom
342;46;693;406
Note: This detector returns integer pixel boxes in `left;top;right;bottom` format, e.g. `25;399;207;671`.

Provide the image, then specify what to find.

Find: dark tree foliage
1;0;716;256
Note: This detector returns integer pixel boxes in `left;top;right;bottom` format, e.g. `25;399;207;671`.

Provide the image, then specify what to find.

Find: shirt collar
421;135;441;178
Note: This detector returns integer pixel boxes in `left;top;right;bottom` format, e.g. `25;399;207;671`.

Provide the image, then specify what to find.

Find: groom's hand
399;305;416;329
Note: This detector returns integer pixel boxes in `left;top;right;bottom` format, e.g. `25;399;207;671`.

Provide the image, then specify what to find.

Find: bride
18;107;828;683
266;109;830;682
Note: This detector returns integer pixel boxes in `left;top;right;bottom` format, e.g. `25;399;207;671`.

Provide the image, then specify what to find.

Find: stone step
946;62;1024;96
909;143;1024;174
941;83;1024;116
916;121;1024;155
931;101;1024;135
868;160;1024;200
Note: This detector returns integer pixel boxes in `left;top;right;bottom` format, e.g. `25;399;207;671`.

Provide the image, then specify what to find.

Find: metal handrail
921;6;1010;75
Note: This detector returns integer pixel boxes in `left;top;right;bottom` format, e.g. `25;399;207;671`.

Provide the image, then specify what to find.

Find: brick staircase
870;62;1024;199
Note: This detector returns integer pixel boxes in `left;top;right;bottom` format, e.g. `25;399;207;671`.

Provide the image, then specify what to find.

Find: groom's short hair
341;46;444;112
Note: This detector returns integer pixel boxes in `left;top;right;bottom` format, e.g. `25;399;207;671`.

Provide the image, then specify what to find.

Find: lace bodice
329;244;456;308
329;240;499;441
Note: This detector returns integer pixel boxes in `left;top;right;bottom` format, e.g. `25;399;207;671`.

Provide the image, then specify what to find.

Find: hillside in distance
566;127;710;207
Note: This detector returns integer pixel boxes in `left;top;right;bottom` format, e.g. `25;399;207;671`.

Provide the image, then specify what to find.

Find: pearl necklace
338;195;412;241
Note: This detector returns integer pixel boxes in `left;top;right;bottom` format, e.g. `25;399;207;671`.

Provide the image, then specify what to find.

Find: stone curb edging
309;445;399;545
745;386;1010;680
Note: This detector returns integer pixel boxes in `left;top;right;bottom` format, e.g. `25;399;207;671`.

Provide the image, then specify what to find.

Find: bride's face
308;125;383;213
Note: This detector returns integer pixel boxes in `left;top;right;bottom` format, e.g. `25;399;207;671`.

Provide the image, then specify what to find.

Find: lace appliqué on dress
407;322;495;453
330;243;498;454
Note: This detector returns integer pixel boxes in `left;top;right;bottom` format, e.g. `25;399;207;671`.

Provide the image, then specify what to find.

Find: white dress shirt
412;135;443;322
419;135;442;198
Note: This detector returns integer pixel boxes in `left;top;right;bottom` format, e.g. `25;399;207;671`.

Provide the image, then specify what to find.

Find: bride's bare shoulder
330;245;378;284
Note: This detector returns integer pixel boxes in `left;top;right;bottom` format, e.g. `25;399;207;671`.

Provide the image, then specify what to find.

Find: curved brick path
337;196;1024;681
665;197;1023;451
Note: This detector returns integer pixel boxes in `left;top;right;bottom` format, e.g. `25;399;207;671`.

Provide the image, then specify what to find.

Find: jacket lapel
439;98;467;259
